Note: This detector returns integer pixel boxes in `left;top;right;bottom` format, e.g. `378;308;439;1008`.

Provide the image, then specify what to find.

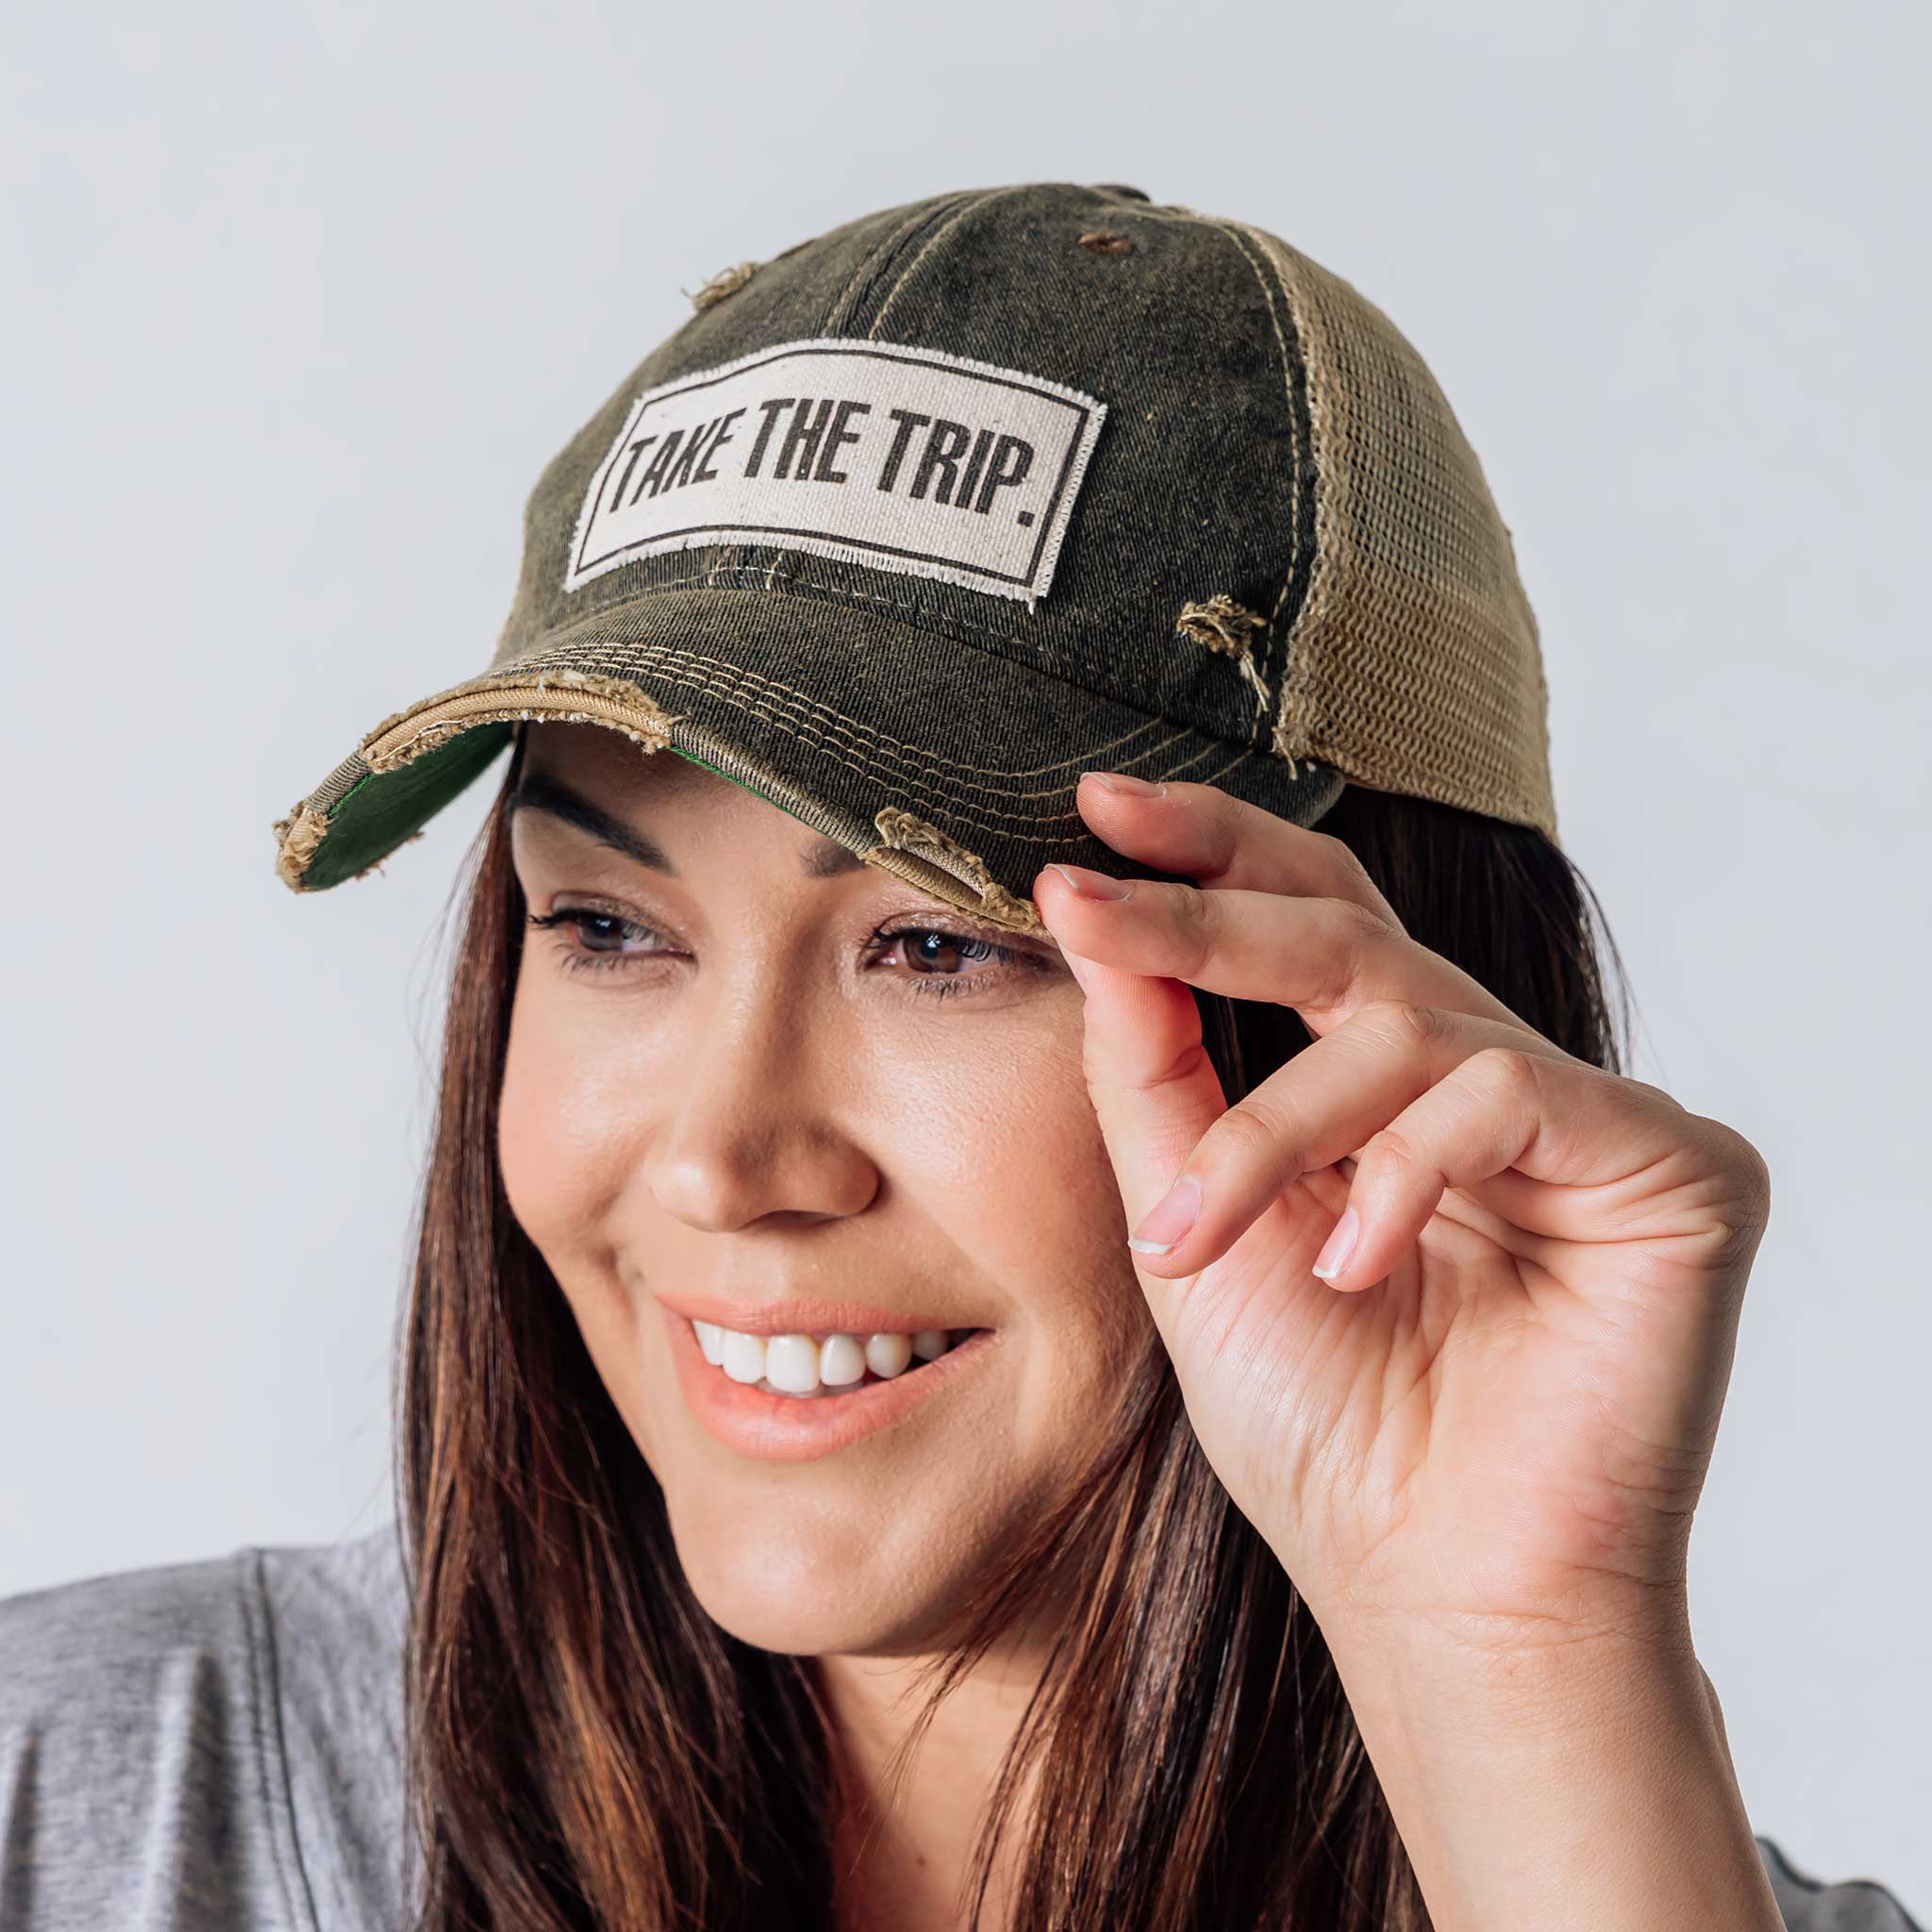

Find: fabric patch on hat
564;338;1108;607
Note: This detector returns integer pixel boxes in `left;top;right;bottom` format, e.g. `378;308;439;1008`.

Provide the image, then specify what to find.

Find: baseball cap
272;181;1556;938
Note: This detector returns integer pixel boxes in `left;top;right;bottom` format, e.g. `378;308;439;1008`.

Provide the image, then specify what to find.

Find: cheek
497;971;650;1267
886;1015;1148;1388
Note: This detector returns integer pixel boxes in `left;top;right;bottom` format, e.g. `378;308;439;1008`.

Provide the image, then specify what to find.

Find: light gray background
4;0;1925;1912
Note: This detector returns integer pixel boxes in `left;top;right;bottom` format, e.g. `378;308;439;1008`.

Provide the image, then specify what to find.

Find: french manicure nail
1128;1174;1202;1255
1311;1205;1360;1281
1049;863;1134;901
1082;770;1167;796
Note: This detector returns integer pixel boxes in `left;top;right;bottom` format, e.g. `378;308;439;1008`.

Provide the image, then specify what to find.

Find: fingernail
1082;770;1167;797
1311;1206;1360;1281
1049;863;1134;901
1128;1173;1202;1255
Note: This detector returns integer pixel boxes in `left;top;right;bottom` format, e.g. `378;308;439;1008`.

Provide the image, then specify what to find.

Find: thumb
1035;865;1229;1279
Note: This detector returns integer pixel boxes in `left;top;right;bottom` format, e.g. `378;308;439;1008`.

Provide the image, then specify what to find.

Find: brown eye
899;928;999;975
573;912;649;953
525;906;668;968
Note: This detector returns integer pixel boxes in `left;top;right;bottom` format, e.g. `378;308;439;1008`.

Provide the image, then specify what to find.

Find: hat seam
451;647;1214;825
505;643;1191;798
1192;215;1305;706
821;191;979;339
504;573;1257;769
866;186;1023;341
319;669;1262;852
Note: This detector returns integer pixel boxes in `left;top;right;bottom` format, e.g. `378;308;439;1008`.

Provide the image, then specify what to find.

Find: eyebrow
508;767;869;879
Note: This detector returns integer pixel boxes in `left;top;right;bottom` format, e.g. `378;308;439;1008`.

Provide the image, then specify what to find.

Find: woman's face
500;724;1147;1657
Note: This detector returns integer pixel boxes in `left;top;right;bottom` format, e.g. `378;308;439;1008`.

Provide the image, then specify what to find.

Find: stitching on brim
507;571;1215;761
502;637;1194;808
325;665;1263;849
518;651;1248;836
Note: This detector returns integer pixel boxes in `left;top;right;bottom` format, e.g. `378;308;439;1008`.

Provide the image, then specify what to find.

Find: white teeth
819;1334;867;1386
763;1334;821;1395
865;1331;912;1379
693;1319;973;1396
720;1330;766;1385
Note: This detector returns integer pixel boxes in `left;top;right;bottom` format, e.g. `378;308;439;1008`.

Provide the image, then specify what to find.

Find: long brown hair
395;740;1633;1930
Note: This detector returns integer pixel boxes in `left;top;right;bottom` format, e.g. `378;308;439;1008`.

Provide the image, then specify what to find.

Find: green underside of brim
304;724;515;889
303;724;802;891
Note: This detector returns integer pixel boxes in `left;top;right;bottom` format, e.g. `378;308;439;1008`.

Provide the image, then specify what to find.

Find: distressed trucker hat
273;181;1556;937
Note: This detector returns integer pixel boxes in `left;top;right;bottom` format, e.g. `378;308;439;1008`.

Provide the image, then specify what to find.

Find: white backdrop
4;0;1925;1911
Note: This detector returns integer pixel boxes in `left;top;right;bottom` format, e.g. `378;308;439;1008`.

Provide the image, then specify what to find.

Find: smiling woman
4;180;1921;1932
494;723;1121;1533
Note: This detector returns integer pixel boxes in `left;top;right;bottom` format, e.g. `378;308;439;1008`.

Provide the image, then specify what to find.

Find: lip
655;1289;977;1339
657;1300;999;1463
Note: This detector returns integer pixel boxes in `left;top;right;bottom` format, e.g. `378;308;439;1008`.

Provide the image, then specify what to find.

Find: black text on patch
564;339;1108;606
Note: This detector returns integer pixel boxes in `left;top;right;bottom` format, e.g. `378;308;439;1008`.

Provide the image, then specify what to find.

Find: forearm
1325;1625;1786;1931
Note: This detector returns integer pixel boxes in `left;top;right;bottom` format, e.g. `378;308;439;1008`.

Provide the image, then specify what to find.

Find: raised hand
1032;772;1773;1670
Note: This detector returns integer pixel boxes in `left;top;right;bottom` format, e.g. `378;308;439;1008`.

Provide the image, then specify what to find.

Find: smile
693;1320;979;1398
655;1299;1000;1462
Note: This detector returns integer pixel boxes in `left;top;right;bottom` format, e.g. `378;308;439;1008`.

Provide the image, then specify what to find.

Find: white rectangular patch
564;338;1108;606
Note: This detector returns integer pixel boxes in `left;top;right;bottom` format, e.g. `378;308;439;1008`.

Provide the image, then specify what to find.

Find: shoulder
1758;1837;1925;1931
0;1523;409;1932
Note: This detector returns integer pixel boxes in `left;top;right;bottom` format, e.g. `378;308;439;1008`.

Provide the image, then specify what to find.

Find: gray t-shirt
0;1525;1922;1930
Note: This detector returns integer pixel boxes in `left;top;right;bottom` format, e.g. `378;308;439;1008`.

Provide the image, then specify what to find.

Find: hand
1032;774;1774;1670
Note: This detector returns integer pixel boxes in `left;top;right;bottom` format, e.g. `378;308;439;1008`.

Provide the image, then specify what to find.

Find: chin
664;1496;974;1658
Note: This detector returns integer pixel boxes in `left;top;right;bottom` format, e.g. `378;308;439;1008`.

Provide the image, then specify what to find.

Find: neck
817;1628;1048;1932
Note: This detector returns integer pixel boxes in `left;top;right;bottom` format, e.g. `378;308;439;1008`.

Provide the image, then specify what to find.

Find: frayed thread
1176;593;1272;722
362;668;683;774
272;799;329;890
871;807;1049;939
687;260;760;310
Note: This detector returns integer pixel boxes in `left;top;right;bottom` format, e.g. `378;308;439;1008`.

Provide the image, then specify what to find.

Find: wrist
1325;1594;1698;1717
1321;1630;1784;1932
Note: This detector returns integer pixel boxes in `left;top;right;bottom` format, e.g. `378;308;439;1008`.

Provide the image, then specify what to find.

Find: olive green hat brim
273;584;1345;936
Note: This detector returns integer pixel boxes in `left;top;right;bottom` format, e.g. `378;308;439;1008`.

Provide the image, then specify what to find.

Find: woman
2;182;1919;1931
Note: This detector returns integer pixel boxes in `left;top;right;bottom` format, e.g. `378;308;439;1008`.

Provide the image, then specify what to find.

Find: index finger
1033;867;1532;1041
1074;771;1403;928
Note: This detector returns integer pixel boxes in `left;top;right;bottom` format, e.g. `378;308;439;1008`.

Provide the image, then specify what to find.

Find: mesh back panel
1235;224;1558;843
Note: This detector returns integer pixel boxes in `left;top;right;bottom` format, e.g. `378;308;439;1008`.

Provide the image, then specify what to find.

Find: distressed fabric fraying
688;260;760;310
870;807;1049;938
1177;593;1273;722
272;800;329;889
361;668;683;774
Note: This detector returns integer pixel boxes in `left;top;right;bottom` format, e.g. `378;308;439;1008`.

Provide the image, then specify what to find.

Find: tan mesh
1228;223;1558;844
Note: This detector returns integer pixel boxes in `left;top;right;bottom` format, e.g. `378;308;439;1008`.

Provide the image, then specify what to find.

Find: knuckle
1356;996;1444;1051
1211;1096;1303;1174
1357;1122;1424;1182
1469;1042;1541;1100
1166;878;1216;968
1316;830;1381;901
1106;1030;1212;1098
1332;893;1393;945
1706;1119;1774;1224
1324;899;1398;1007
1625;1075;1688;1114
1201;782;1248;845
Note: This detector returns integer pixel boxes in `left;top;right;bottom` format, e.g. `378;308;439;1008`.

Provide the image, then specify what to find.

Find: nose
643;976;878;1235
